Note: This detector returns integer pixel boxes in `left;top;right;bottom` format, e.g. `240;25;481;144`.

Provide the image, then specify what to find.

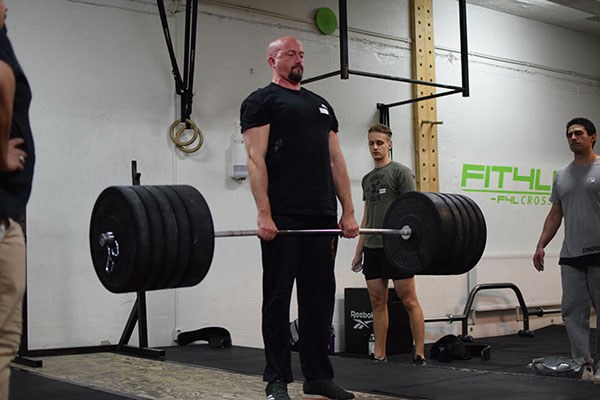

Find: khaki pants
0;219;26;400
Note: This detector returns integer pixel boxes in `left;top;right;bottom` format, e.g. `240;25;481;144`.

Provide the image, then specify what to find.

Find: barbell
89;185;486;293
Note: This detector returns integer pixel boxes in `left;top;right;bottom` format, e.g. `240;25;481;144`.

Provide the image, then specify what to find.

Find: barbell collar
98;232;120;274
214;227;412;239
99;231;116;247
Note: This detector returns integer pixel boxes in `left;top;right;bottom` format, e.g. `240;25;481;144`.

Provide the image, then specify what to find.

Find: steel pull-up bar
302;0;470;109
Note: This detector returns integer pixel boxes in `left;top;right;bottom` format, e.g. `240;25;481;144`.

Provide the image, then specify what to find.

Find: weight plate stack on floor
89;186;152;293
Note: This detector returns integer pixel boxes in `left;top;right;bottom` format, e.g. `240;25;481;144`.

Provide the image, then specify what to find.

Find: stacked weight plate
382;192;486;275
89;185;215;293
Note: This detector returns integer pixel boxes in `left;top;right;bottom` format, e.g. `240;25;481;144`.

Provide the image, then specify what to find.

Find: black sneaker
265;380;290;400
412;355;427;366
303;379;355;399
368;353;387;362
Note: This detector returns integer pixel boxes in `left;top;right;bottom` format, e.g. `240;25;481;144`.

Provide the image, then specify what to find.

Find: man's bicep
0;60;15;103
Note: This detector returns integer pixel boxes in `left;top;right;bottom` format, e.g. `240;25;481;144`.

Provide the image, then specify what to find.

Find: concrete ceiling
466;0;600;36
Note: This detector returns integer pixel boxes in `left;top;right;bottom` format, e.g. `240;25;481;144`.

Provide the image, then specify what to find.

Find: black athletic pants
260;214;338;383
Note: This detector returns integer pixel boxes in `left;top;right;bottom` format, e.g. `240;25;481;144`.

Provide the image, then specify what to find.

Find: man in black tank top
241;36;358;400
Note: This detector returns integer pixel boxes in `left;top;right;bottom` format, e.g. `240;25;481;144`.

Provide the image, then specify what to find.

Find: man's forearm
536;206;562;249
247;157;271;217
333;171;354;216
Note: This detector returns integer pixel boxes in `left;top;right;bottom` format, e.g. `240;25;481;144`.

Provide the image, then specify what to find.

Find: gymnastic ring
169;118;199;147
175;123;204;153
173;123;199;147
169;118;204;153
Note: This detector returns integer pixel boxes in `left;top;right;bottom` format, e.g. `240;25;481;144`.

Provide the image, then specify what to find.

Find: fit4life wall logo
461;163;555;206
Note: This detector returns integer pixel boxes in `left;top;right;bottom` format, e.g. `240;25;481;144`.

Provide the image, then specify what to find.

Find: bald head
267;36;301;59
267;36;304;88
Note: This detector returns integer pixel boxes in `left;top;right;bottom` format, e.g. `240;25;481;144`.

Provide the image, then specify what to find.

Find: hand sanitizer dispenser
229;130;248;181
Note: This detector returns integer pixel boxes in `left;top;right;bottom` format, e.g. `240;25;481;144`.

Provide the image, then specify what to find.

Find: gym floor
10;324;598;400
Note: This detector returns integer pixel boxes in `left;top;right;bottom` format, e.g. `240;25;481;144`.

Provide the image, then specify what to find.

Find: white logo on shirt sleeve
319;104;329;115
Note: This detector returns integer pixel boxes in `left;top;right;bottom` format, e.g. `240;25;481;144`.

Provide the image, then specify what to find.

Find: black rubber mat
9;325;599;400
165;324;600;400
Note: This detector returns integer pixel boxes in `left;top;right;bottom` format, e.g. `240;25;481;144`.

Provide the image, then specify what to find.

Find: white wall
10;0;600;350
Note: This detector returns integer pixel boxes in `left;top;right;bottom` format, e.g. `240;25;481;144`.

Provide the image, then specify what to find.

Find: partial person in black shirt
241;36;358;400
0;1;35;398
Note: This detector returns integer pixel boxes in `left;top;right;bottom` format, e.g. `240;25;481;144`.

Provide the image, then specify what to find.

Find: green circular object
315;7;337;35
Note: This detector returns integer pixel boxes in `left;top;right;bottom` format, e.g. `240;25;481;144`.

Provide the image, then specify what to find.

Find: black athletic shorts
362;247;414;281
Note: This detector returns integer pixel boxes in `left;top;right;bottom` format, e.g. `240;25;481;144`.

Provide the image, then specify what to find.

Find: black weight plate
433;193;465;275
442;194;472;275
131;186;165;291
451;194;480;274
454;194;487;274
145;186;179;290
159;186;192;289
89;186;151;293
423;193;459;275
461;194;487;270
170;185;215;288
382;192;443;274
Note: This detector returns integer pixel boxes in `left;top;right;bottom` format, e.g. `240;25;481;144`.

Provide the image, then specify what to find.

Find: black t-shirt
0;28;35;219
240;83;338;216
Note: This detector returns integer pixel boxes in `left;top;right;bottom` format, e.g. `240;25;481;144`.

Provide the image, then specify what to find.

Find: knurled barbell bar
89;185;487;293
214;228;412;238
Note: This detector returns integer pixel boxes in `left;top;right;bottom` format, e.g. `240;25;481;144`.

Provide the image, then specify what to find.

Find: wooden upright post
411;0;439;192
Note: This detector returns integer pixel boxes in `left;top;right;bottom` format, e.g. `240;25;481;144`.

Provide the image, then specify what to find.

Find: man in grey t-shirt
351;124;425;365
533;117;600;382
